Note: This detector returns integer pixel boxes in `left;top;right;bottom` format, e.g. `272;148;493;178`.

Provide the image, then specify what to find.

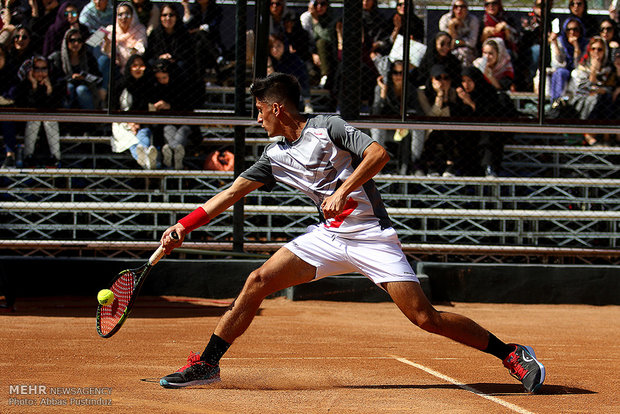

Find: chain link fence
0;1;619;263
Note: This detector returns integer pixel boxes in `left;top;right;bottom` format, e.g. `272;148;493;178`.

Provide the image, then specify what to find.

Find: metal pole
401;0;412;121
341;0;362;120
233;0;248;252
537;0;551;124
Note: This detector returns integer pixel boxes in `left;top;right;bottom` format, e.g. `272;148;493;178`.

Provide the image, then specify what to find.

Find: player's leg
213;247;316;343
385;280;545;393
160;247;317;388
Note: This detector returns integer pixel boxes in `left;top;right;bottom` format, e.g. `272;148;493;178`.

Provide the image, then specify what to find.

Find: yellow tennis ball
97;289;115;306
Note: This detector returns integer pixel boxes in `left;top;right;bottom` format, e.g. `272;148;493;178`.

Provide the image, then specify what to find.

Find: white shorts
284;225;418;287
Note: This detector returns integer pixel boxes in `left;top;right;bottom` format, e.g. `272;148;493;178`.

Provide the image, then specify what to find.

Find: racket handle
149;231;179;266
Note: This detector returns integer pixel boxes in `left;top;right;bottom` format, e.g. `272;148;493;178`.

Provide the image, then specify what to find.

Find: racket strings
98;270;136;335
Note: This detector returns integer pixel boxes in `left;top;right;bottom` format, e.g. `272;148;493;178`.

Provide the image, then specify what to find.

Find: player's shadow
1;296;244;318
341;383;596;395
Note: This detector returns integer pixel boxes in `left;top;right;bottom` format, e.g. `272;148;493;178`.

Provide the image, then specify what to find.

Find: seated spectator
607;48;620;145
389;0;424;46
414;31;461;86
415;64;459;176
148;59;197;169
181;0;226;82
7;25;38;70
146;3;193;76
566;0;598;38
268;0;288;36
15;55;64;167
516;0;554;92
439;0;479;66
481;0;519;55
282;11;315;79
30;0;60;52
599;17;620;51
473;37;514;91
42;2;89;56
78;0;114;35
371;60;422;175
456;66;507;176
102;2;147;76
547;17;588;100
0;44;18;168
566;37;615;144
0;0;35;46
112;54;156;169
267;34;312;112
300;0;339;89
131;0;159;36
48;28;102;109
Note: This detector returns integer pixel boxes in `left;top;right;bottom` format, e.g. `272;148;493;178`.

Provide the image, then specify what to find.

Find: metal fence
0;1;619;263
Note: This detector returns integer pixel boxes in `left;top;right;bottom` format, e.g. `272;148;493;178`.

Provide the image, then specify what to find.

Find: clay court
2;295;619;413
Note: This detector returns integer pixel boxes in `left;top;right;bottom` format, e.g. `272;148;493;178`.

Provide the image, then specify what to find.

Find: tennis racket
96;232;178;338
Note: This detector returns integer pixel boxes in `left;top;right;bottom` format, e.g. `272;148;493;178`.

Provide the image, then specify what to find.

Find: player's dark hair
250;72;301;108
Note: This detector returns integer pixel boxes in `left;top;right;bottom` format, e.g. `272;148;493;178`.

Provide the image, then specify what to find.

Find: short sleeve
324;116;375;158
240;146;276;191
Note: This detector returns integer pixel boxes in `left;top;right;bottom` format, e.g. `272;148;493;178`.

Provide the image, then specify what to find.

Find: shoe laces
504;353;528;380
177;351;203;372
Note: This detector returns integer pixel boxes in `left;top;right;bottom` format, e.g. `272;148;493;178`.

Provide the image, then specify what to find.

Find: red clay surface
2;295;619;413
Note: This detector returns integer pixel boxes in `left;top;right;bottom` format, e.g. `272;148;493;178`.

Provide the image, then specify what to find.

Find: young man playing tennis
158;73;545;393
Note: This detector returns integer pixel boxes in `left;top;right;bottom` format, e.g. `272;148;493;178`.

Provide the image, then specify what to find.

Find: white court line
390;355;536;414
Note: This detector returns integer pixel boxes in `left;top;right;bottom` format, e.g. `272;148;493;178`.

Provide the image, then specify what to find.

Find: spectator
30;0;60;51
611;0;620;25
389;0;424;45
456;66;506;176
102;2;147;75
517;0;554;91
439;0;479;66
371;60;422;175
566;37;615;144
42;2;90;56
7;25;37;73
415;64;459;176
15;55;64;166
268;34;312;112
599;17;620;50
268;0;288;36
149;59;196;169
360;0;389;105
548;16;588;100
300;0;339;89
48;27;102;109
481;0;519;54
78;0;113;35
608;48;620;145
0;44;18;168
112;54;156;169
473;37;514;91
0;0;34;46
146;3;192;75
181;0;226;82
566;0;598;38
131;0;159;36
282;11;315;78
414;31;462;86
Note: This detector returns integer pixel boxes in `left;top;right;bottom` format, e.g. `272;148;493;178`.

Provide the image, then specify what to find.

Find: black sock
200;334;231;366
483;333;515;361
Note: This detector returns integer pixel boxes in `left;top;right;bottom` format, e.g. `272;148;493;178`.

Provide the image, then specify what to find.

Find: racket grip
149;231;179;266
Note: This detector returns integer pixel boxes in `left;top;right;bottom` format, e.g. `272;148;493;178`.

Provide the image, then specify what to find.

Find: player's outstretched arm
321;142;390;219
161;177;264;253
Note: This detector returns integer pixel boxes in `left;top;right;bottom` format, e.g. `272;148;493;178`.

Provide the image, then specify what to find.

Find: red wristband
178;207;210;233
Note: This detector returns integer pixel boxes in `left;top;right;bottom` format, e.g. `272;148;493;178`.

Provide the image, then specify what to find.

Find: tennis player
158;72;545;393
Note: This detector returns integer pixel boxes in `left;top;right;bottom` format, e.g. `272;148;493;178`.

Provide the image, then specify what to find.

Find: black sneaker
503;344;546;393
160;351;221;388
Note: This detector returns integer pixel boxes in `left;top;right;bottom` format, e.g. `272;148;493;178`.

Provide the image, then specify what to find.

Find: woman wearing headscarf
48;27;102;109
566;0;598;38
102;1;147;74
414;31;461;86
438;0;479;66
473;37;514;90
481;0;518;54
548;16;589;100
456;66;506;176
146;3;193;74
42;1;89;56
